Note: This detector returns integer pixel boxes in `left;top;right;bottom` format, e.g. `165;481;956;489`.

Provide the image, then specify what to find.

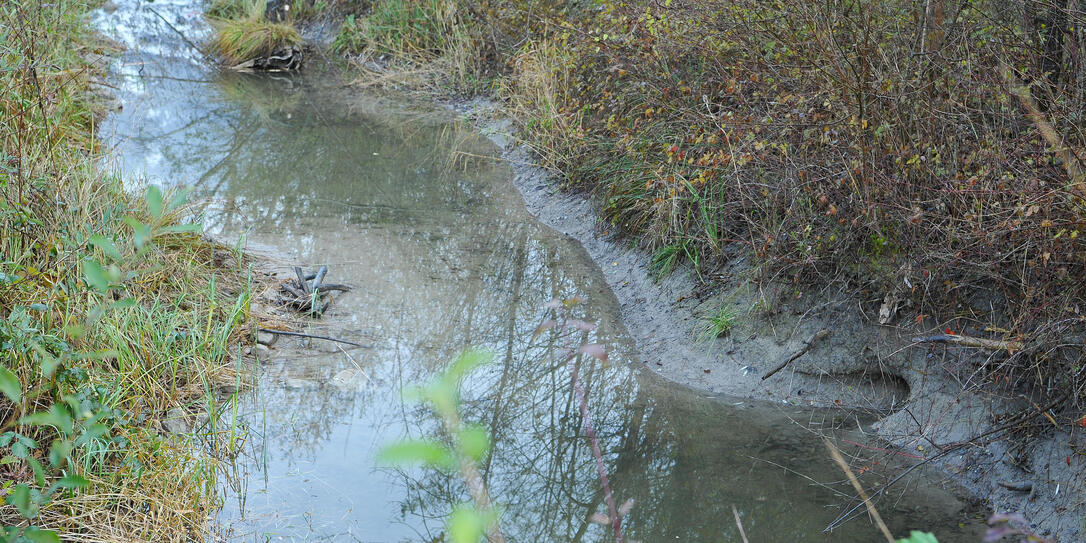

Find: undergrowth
2;1;253;540
332;0;486;91
334;0;1086;414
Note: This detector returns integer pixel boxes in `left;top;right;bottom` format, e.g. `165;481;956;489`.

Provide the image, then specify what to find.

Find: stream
93;2;986;541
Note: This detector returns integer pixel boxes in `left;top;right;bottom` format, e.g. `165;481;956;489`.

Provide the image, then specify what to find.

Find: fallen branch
1000;63;1086;201
312;265;328;292
314;283;351;293
279;266;351;316
825;392;1068;532
294;266;311;295
147;7;208;60
762;329;830;380
911;334;1023;352
257;328;372;348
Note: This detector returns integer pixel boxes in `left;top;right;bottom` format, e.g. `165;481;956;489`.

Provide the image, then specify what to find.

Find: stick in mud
311;265;328;291
761;329;830;380
294;266;311;295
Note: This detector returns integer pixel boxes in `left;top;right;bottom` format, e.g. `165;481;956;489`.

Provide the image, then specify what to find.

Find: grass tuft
210;19;301;65
697;302;738;344
207;0;301;65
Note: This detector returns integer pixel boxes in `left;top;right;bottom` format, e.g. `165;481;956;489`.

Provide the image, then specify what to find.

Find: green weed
697;302;737;344
1;1;254;539
378;349;504;543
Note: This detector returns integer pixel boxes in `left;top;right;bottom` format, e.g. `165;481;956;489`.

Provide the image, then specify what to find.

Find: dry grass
208;0;301;65
209;18;301;65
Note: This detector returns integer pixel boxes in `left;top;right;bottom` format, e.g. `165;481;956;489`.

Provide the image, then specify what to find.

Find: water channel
93;2;985;541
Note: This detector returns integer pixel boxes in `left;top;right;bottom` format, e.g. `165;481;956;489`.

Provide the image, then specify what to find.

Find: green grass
1;1;256;539
697;302;738;344
333;0;454;56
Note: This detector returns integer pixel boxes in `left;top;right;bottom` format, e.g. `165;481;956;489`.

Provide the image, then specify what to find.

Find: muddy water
93;2;985;541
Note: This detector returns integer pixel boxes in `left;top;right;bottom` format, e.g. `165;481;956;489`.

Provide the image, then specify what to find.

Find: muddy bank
451;101;1085;542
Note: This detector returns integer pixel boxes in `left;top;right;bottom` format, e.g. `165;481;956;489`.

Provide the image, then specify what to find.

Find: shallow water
94;2;985;541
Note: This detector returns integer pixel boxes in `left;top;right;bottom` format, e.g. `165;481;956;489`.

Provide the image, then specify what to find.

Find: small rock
163;408;191;434
255;344;272;362
332;368;369;390
256;331;277;346
283;377;312;389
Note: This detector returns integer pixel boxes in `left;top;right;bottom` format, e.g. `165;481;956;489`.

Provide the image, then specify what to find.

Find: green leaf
27;456;45;487
111;298;137;310
446;349;492;382
123;217;152;249
145;185;163;220
83;260;110;292
458;424;491;461
54;474;89;490
7;484;36;519
897;531;939;543
166;188;190;214
47;439;71;468
22;527;61;543
0;366;21;403
377;440;456;471
448;505;485;543
74;424;110;448
88;235;123;263
19;405;74;435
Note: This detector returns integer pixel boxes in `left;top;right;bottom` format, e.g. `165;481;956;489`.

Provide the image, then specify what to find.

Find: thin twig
336;344;373;385
762;329;830;380
568;356;624;543
912;333;1022;352
294;266;311;295
732;505;750;543
146;7;208;60
825;439;895;543
257;328;371;348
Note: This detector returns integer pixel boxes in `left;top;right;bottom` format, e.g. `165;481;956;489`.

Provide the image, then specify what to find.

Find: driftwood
231;45;302;72
912;334;1023;352
279;266;352;316
762;329;830;380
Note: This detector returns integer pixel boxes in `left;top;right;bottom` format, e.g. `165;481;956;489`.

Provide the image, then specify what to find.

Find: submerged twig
825;439;895;543
732;505;750;543
146;7;207;60
257;328;371;348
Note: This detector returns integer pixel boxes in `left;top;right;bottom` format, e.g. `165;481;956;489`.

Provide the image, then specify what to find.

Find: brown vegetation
338;0;1086;415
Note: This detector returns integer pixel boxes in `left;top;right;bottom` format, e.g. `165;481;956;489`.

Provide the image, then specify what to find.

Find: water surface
94;2;984;541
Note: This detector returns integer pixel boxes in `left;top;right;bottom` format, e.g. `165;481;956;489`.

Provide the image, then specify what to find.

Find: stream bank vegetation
206;0;305;66
333;0;1086;433
2;1;254;540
